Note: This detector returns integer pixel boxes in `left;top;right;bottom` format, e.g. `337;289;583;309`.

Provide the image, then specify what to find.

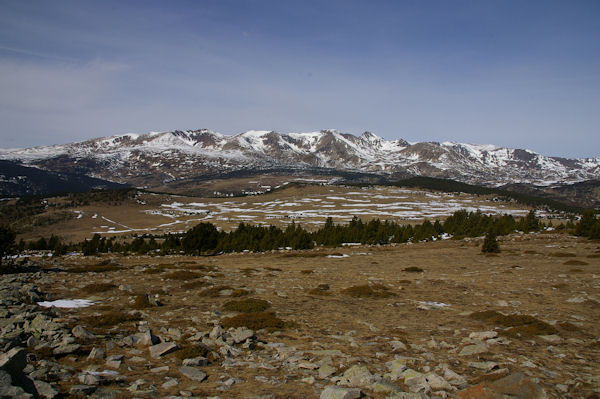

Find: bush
0;225;16;267
481;231;500;253
223;298;270;313
221;312;284;330
342;284;396;298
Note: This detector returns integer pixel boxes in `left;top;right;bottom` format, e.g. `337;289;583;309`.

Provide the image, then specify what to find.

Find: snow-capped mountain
1;129;598;190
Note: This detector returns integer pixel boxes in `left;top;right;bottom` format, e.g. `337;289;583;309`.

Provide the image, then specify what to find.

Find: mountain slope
0;160;129;196
0;129;598;190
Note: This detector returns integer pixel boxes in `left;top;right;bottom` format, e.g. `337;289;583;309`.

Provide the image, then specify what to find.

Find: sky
0;0;599;158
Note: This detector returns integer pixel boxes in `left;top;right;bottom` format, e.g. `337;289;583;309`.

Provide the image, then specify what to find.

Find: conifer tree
482;230;500;253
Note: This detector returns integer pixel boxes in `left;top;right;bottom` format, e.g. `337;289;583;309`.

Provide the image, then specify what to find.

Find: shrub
164;270;202;280
84;311;141;328
130;294;153;309
469;310;557;337
221;312;284;330
481;231;500;253
563;260;588;266
223;298;270;313
403;266;424;273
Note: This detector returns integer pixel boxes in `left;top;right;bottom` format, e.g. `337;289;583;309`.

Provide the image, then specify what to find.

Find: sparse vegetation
469;310;557;337
342;284;396;298
130;294;153;309
308;284;331;295
221;311;285;330
403;266;424;273
563;260;589;266
82;283;117;293
198;285;233;297
223;298;270;313
164;270;203;280
84;311;141;328
67;261;123;273
550;252;577;258
173;345;210;361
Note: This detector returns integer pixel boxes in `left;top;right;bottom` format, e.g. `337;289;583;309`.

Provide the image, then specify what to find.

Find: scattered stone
149;342;178;358
183;357;209;366
161;378;178;389
320;385;361;399
390;340;408;351
70;385;96;395
179;366;208;382
459;342;488;356
538;334;562;344
229;327;254;344
88;347;105;360
425;372;452;391
151;366;169;373
469;331;498;341
72;325;96;339
339;364;376;387
0;347;27;378
53;343;80;355
318;364;337;379
33;379;59;399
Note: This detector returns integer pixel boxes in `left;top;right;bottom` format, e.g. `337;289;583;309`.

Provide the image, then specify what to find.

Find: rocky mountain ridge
1;129;598;190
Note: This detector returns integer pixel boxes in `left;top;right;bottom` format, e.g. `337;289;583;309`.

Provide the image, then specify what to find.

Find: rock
442;366;467;387
210;326;224;340
139;329;160;346
161;378;178;389
386;360;407;381
318;364;337;379
149;342;178;358
0;347;27;378
425;372;452;391
339;364;376;387
390;340;408;351
229;327;254;344
183;357;209;366
404;369;430;393
467;361;498;372
88;347;105;360
52;344;80;355
72;325;96;339
320;386;361;399
33;380;59;399
458;342;488;356
150;366;169;373
179;366;207;382
469;331;498;341
105;359;121;369
70;385;96;395
458;372;547;399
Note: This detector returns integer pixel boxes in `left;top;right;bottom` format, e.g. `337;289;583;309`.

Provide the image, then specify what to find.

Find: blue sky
0;0;598;158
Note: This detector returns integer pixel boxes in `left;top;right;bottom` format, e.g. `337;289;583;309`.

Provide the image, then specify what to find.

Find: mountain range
1;129;599;199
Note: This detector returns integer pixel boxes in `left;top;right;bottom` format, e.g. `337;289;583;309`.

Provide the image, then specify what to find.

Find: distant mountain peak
0;129;598;190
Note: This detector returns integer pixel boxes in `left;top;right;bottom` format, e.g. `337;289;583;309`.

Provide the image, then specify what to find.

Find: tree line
2;208;599;263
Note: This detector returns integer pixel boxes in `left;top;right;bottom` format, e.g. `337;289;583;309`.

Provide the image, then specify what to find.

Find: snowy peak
0;129;598;189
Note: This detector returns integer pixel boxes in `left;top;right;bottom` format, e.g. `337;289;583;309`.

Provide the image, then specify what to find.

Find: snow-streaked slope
0;129;598;188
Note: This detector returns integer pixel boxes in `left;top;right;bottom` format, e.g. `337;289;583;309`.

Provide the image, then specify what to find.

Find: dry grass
130;294;153;309
173;345;210;361
586;254;600;258
550;252;577;257
223;298;270;313
264;266;282;271
84;311;141;328
163;270;203;280
67;262;123;273
82;283;117;293
403;266;424;273
469;310;557;337
300;269;314;274
221;312;285;330
563;260;589;266
181;280;209;290
308;283;331;295
198;285;233;297
342;284;396;298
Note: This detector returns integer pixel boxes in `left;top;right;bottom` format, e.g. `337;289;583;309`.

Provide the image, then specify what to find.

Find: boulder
320;386;361;399
149;342;178;358
179;366;207;382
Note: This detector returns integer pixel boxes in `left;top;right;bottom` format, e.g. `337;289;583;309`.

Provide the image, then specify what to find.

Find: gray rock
52;343;80;355
182;357;208;366
469;331;498;341
72;325;96;339
33;380;59;399
320;385;361;399
70;384;96;395
161;378;178;389
318;364;337;379
459;342;488;356
339;364;376;387
229;327;254;344
150;366;169;373
0;347;27;378
139;329;160;346
210;325;224;340
87;347;105;360
424;372;452;391
149;341;178;358
179;366;207;382
390;340;408;351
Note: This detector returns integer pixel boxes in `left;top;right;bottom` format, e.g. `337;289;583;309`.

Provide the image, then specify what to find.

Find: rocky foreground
1;233;599;398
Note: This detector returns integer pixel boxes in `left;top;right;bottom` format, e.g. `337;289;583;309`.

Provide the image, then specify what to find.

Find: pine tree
0;225;16;267
482;231;500;253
